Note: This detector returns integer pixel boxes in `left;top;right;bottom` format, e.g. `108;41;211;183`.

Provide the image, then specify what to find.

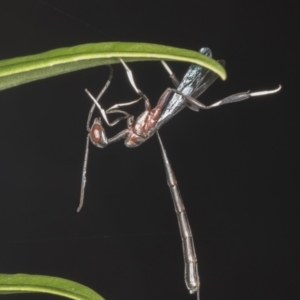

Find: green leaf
0;42;226;91
0;274;105;300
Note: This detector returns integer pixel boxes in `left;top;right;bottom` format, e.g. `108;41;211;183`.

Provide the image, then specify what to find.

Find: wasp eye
90;123;102;143
90;119;103;144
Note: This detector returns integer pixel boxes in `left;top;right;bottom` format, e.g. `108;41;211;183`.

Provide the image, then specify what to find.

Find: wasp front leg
77;118;130;212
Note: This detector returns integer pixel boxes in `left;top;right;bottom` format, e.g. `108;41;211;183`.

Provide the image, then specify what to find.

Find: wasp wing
184;60;225;111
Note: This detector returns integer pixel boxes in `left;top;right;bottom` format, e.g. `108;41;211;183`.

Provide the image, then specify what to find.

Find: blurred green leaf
0;42;226;91
0;274;105;300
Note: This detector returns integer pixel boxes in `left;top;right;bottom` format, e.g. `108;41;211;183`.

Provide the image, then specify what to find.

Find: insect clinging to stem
77;47;281;298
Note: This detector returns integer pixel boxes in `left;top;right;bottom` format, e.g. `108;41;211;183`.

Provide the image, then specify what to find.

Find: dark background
0;1;299;299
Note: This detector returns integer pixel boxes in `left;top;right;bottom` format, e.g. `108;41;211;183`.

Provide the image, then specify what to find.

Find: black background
0;1;299;300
